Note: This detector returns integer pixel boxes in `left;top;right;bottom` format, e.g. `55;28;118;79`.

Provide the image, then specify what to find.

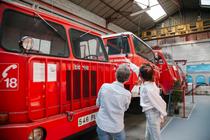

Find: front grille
73;70;81;99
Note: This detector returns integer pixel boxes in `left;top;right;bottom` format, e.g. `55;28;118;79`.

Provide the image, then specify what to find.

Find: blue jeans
145;108;161;140
96;126;126;140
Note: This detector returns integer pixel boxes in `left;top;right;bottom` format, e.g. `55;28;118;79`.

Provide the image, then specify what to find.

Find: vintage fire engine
0;1;116;139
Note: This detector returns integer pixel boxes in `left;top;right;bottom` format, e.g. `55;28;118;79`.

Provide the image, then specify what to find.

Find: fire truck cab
0;1;115;139
153;49;177;95
153;48;187;104
102;32;160;97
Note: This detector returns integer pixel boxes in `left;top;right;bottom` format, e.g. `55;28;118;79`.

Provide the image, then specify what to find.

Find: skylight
147;5;167;21
134;0;167;21
200;0;210;5
200;0;210;7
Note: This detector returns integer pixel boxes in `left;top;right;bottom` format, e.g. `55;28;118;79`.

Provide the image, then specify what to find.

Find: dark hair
139;64;154;81
116;64;131;83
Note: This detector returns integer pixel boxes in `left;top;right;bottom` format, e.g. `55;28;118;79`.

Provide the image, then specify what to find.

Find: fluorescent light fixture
134;0;167;21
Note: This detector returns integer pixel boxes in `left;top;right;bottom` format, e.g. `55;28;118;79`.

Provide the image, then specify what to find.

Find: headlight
28;127;45;140
19;36;34;51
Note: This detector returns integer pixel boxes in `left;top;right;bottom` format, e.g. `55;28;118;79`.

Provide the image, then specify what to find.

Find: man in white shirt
96;64;131;140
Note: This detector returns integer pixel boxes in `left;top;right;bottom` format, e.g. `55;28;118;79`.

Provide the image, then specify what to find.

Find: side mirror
19;36;33;51
125;53;128;58
154;52;159;60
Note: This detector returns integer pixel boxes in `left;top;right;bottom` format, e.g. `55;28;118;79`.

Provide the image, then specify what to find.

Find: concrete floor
161;95;210;140
124;113;146;140
66;95;210;140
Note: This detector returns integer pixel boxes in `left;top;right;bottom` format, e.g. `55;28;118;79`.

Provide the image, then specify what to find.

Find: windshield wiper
80;30;91;38
34;12;66;41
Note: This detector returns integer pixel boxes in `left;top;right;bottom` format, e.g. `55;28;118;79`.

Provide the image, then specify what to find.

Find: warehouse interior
14;0;210;84
0;0;210;140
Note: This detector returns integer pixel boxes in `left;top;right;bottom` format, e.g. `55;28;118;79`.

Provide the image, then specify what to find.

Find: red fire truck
0;1;116;139
102;32;160;97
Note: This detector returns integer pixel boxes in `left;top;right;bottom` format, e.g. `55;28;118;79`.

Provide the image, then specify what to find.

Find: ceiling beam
106;0;133;20
98;0;139;29
170;0;183;22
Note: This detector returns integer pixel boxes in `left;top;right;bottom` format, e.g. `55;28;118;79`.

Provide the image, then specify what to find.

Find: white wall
161;39;210;85
42;0;127;34
162;40;210;66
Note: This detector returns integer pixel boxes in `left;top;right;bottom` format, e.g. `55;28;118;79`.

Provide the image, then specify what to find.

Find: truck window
132;36;155;62
0;10;69;57
70;29;108;61
106;37;130;55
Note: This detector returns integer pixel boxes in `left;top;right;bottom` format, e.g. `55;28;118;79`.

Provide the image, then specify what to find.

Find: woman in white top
139;64;167;140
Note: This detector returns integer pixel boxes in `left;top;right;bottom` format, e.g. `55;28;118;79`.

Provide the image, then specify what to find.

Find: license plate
78;113;96;127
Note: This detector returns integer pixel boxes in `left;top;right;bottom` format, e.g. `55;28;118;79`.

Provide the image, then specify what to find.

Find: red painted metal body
154;49;187;95
102;32;160;97
0;1;115;139
153;49;177;94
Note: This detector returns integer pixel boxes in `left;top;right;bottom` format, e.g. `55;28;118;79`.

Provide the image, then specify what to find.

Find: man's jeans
96;126;126;140
145;108;161;140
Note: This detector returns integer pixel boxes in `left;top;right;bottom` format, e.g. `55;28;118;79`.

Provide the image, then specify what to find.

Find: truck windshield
106;36;130;55
132;35;155;62
70;29;108;61
0;10;69;57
